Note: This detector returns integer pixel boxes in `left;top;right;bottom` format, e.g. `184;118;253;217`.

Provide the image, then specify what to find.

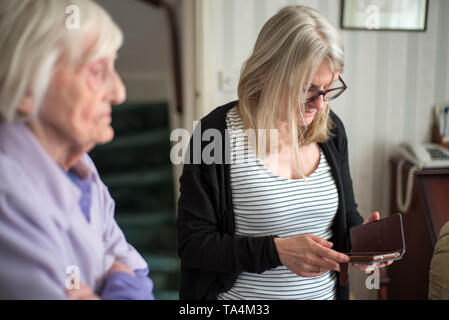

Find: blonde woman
0;0;153;299
177;6;391;300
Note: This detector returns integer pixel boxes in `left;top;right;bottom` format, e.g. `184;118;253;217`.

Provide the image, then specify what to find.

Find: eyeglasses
303;76;347;103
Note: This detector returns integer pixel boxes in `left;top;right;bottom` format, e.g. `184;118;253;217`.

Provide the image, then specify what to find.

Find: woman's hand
66;261;136;300
350;261;394;272
274;234;350;277
363;211;380;225
66;284;100;300
351;211;394;271
107;260;136;277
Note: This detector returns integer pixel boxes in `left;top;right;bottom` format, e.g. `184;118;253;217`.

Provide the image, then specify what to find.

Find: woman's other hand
107;260;136;277
65;284;100;300
350;260;394;272
274;234;350;277
363;211;380;224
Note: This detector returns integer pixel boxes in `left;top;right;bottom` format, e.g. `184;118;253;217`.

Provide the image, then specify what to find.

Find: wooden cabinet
386;158;449;299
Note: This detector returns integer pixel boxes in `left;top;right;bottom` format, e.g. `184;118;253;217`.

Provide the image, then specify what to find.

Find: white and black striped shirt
217;106;339;300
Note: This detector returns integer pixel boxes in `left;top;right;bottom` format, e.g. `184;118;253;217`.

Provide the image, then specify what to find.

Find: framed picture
340;0;429;31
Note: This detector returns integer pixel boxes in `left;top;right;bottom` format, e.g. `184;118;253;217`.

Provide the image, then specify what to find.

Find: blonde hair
0;0;123;123
237;6;344;178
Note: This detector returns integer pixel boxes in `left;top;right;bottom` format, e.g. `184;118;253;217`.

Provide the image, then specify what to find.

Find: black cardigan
176;101;364;300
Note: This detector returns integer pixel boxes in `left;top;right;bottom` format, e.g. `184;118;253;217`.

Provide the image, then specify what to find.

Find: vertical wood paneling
254;0;268;37
415;1;438;143
371;33;389;216
355;32;378;216
233;0;256;69
218;0;233;67
404;33;420;142
446;11;449;103
340;31;363;204
434;0;449;104
264;0;286;16
210;0;226;103
382;32;408;216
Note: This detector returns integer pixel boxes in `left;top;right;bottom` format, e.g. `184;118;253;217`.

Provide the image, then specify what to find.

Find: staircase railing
140;0;182;114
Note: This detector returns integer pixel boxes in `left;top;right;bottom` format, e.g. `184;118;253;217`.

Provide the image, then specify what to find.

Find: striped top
217;106;339;300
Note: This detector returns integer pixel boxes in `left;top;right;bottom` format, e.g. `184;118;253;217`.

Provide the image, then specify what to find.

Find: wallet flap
350;213;405;256
339;213;406;286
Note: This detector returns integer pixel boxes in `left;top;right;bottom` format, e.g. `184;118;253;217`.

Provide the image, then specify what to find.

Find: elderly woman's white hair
0;0;123;123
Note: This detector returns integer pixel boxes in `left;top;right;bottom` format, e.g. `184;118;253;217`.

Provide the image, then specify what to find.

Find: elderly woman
177;6;392;300
429;222;449;300
0;0;153;299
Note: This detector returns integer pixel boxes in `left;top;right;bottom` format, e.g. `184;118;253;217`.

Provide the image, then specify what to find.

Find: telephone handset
398;143;449;168
396;143;449;212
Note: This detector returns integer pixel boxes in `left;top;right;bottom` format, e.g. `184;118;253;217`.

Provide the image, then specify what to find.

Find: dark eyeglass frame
303;76;347;103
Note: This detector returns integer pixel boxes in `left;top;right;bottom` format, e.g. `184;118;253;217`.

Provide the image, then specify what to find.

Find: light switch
218;71;239;93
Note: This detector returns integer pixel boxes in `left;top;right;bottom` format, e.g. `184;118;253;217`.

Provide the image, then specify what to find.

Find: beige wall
192;0;449;300
95;0;183;212
96;0;180;103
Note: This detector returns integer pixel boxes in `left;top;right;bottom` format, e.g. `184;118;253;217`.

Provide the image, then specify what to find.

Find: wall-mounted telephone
396;143;449;213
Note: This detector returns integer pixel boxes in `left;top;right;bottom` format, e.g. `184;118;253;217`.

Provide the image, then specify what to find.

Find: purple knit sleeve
101;267;154;300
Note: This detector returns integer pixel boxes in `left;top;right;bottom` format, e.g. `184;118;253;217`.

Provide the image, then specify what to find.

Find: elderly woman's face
38;52;126;150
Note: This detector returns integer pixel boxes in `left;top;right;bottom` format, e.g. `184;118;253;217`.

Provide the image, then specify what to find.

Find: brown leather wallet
339;213;406;286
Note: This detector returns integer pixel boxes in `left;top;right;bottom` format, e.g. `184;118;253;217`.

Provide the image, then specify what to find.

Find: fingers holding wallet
363;211;380;225
350;259;394;271
274;234;350;277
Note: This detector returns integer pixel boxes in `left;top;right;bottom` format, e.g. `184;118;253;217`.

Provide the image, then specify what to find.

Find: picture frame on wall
340;0;429;31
